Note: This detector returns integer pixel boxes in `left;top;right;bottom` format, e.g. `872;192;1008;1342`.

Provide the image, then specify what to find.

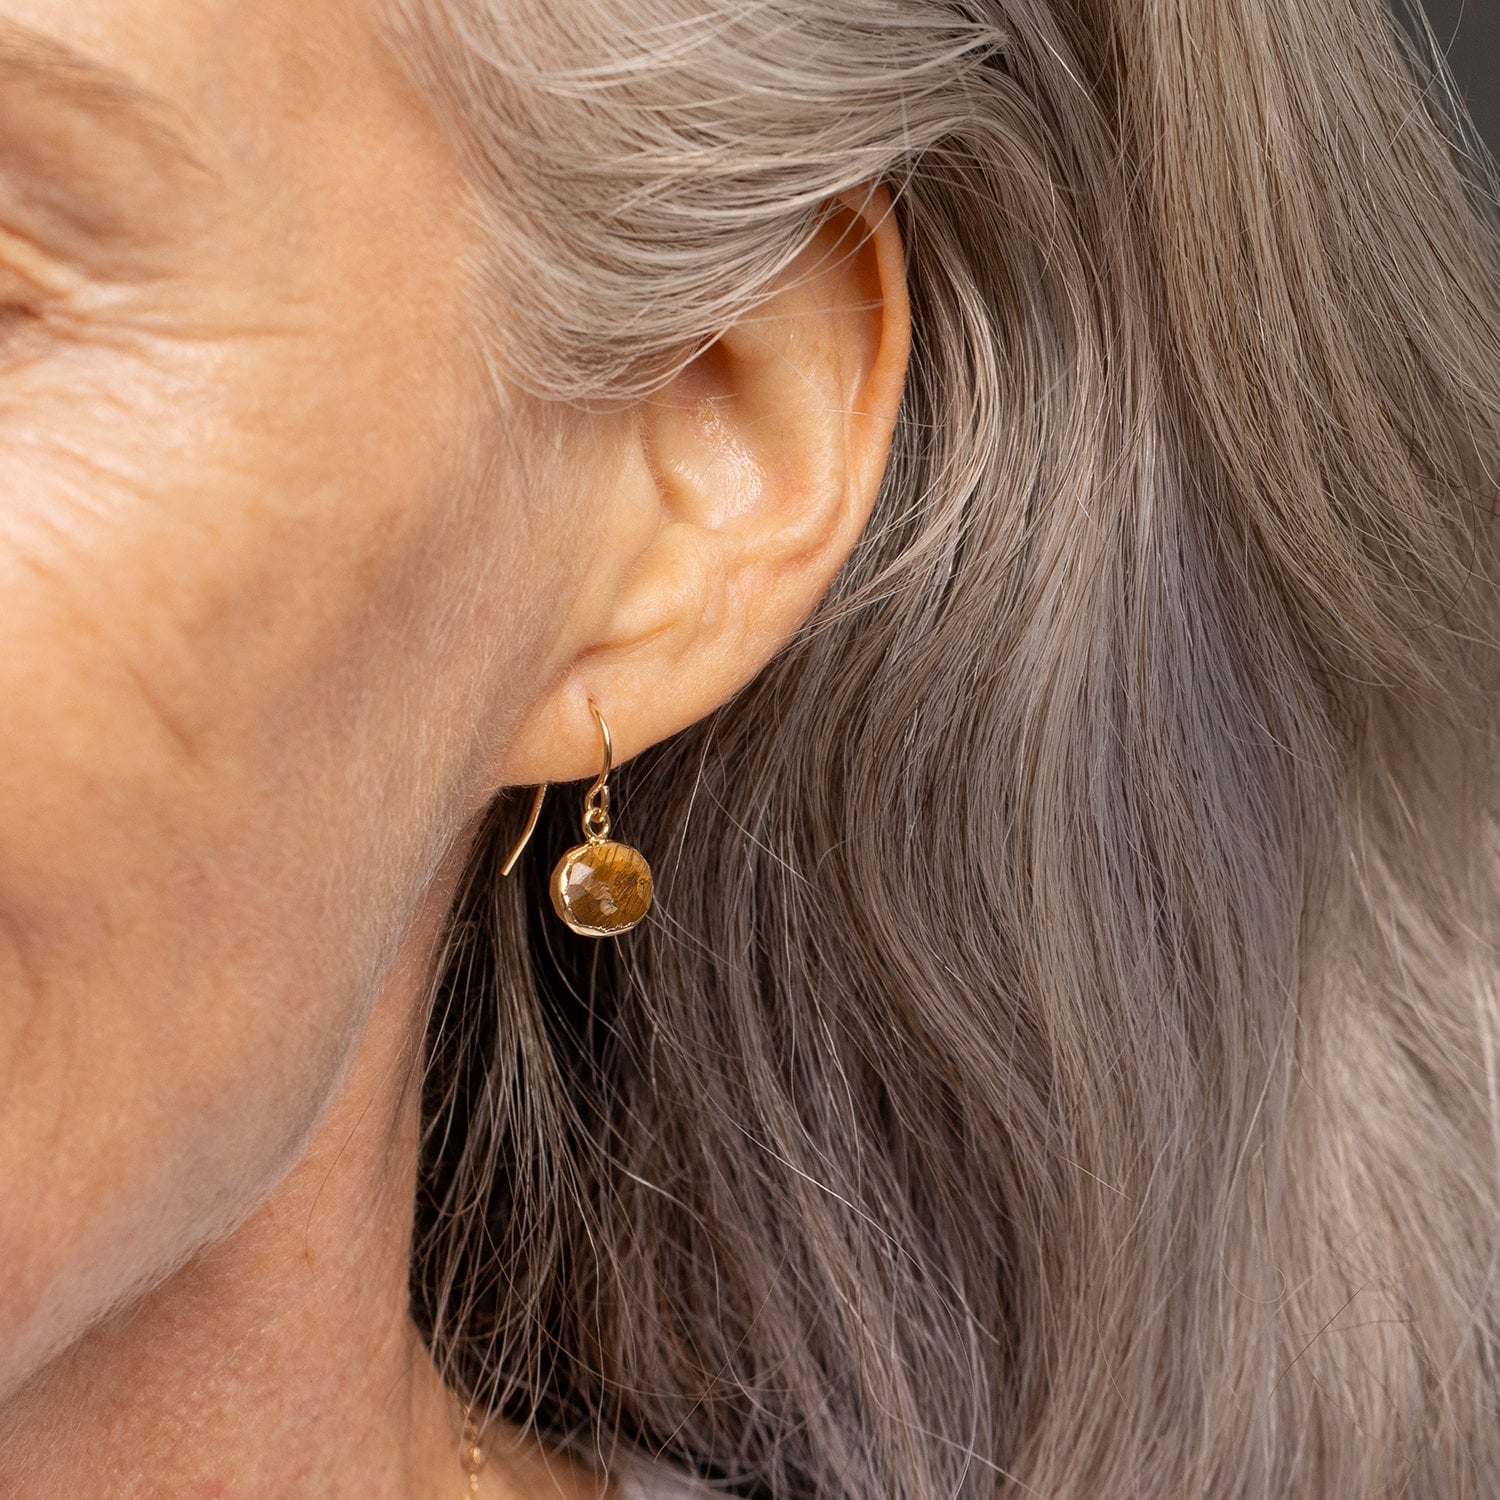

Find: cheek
0;296;514;1393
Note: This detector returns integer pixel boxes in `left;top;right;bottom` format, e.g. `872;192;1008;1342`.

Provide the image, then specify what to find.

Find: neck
0;878;612;1500
0;930;477;1499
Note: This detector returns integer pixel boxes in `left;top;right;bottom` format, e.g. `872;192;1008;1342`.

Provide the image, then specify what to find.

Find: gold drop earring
500;699;653;937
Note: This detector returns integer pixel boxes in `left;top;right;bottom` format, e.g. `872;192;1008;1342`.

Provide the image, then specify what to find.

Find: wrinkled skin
0;0;909;1492
0;1;596;1493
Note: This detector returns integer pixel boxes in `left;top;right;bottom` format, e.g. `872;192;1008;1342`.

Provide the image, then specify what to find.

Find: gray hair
385;0;1500;1493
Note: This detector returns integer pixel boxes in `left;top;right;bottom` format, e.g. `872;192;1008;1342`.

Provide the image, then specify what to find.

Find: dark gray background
1404;0;1499;157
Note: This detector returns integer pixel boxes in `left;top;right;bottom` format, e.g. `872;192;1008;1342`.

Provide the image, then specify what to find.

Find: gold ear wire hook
500;699;614;875
584;700;612;800
500;783;547;876
581;699;612;840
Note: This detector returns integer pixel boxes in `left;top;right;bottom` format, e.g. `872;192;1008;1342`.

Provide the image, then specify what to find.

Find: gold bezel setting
549;838;654;936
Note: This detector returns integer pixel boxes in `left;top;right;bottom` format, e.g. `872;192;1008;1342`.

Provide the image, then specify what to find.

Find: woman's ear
497;183;910;785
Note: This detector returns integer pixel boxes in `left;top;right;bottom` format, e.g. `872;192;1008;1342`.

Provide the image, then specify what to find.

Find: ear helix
499;700;654;937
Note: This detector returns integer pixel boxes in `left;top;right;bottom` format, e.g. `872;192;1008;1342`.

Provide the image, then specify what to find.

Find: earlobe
497;184;910;789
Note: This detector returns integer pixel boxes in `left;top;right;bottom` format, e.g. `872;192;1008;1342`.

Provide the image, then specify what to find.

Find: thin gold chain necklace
460;1412;486;1496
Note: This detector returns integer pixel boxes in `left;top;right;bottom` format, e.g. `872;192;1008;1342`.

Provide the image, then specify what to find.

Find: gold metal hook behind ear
500;782;547;876
499;699;616;877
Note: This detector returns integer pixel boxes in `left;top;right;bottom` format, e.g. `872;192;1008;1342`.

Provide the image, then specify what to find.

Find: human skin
0;0;909;1495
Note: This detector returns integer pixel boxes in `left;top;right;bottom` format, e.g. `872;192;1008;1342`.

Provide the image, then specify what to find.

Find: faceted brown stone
550;839;653;936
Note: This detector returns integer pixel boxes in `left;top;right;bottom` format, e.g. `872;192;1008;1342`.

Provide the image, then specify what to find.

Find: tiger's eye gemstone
549;839;653;936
